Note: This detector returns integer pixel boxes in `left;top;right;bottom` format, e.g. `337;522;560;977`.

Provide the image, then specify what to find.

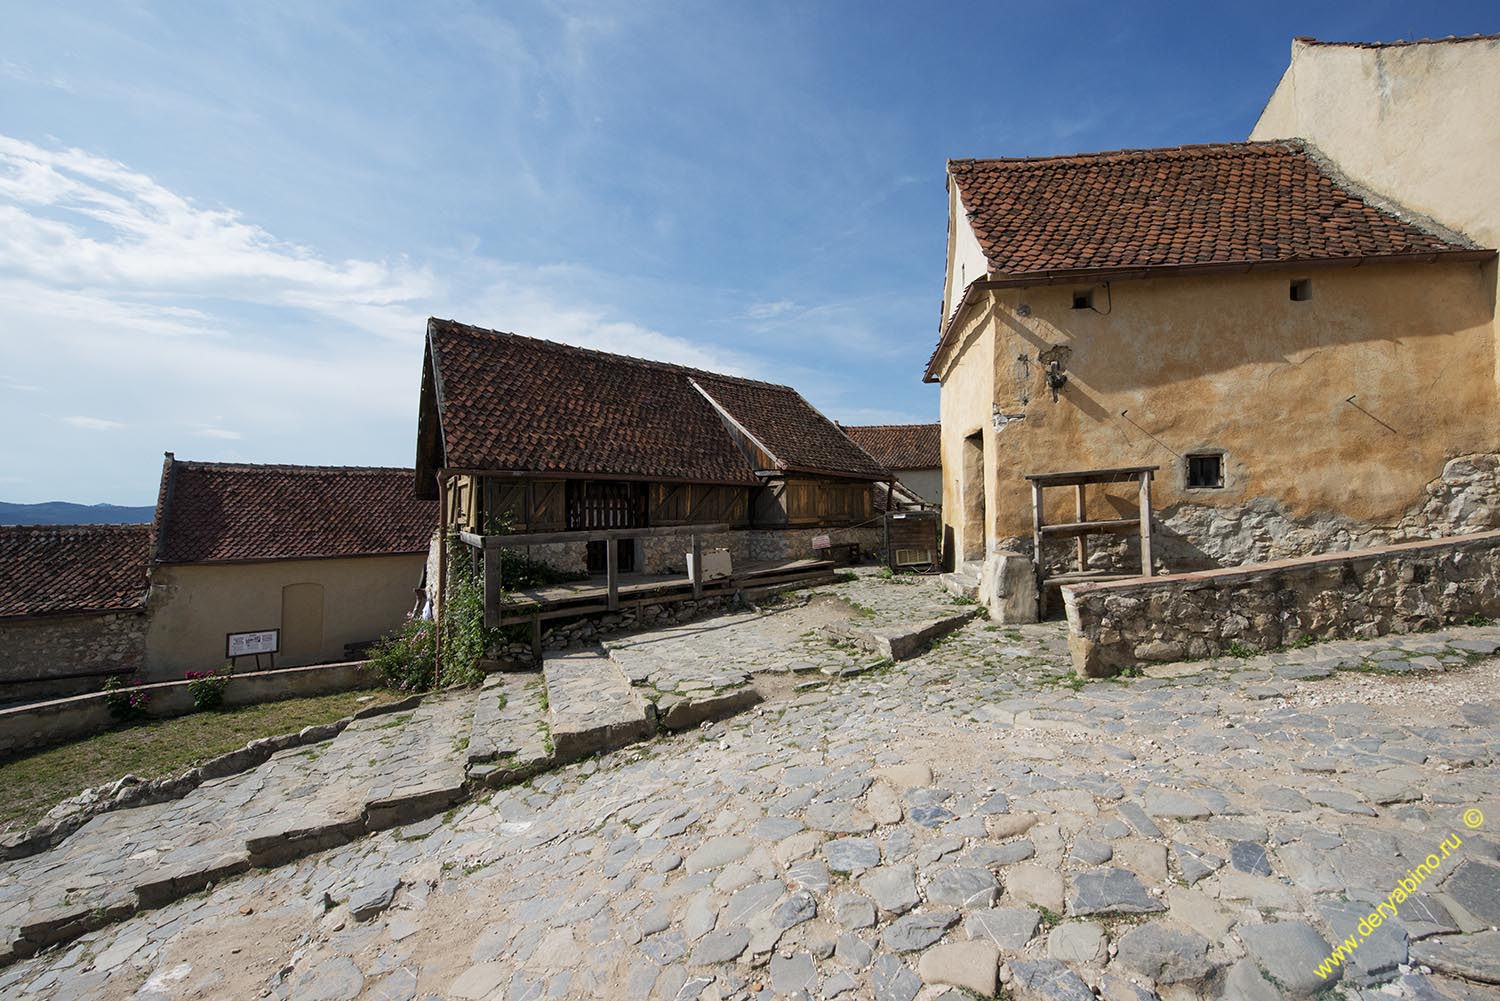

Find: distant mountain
0;501;155;526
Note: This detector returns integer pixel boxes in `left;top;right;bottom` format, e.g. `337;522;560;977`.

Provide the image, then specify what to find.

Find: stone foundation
0;611;148;702
1063;530;1500;676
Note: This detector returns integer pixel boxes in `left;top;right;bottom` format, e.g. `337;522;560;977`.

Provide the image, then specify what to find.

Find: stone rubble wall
1063;530;1500;676
0;611;148;702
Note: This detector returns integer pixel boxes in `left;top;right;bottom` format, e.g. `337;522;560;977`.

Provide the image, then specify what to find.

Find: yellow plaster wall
145;554;426;676
936;303;997;568
937;263;1498;552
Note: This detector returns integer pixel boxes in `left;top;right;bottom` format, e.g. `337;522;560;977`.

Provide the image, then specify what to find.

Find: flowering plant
185;667;233;710
101;674;152;721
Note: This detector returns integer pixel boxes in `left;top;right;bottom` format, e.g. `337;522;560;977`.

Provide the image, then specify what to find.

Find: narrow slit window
1071;289;1093;310
1290;279;1312;302
1187;453;1224;489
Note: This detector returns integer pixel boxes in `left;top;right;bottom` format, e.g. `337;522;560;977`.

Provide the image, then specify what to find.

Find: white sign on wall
226;629;279;658
811;534;832;550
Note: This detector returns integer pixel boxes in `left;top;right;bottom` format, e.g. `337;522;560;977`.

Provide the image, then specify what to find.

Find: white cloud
743;299;797;321
193;426;243;440
63;415;124;431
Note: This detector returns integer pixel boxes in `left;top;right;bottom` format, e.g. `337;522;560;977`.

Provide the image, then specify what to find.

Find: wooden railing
457;523;738;626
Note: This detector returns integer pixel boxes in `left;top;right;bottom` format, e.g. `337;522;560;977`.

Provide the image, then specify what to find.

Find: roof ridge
843;422;940;430
427;317;795;393
1295;33;1500;48
949;140;1299;170
167;459;416;475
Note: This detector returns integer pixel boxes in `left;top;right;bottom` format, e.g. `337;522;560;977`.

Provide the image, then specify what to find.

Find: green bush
101;674;151;721
185;667;232;710
367;616;436;692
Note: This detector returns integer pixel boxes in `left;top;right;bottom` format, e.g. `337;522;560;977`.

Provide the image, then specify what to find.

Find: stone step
467;674;556;788
940;569;980;600
544;646;656;763
824;608;980;662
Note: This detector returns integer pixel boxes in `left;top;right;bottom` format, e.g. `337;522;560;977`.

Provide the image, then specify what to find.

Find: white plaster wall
942;181;992;325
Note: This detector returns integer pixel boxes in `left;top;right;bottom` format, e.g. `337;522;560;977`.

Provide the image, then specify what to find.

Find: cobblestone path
2;573;1499;1000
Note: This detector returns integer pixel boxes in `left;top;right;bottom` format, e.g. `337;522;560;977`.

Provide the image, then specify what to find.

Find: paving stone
1007;959;1095;1001
1317;901;1408;984
1068;868;1165;916
1409;930;1500;985
1046;922;1105;964
1114;922;1212;985
881;910;959;952
787;859;830;894
1443;859;1500;925
1238;921;1340;998
770;951;815;993
870;953;922;1001
773;891;817;930
1229;841;1271;876
916;940;998;996
835;931;873;971
963;907;1039;950
830;892;876;930
450;962;508;1000
866;784;903;825
969;840;1035;867
348;870;402;922
688;928;750;966
1069;837;1112;865
823;837;881;873
295;957;366;1001
684;836;751;873
1006;864;1065;914
924;866;998;909
1172;842;1225;885
859;865;919;915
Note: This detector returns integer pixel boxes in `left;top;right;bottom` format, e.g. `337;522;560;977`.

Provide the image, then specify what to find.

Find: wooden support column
483;545;502;629
1030;479;1045;617
691;534;703;599
1074;483;1088;572
530;614;542;663
1138;470;1155;577
606;537;620;611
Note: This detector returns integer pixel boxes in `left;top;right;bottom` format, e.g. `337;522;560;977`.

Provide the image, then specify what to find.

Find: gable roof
154;455;436;564
843;424;941;470
0;524;151;619
947;141;1481;280
417;319;887;495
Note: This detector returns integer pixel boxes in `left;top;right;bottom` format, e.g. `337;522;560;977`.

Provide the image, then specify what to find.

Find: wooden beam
1039;518;1141;540
459;523;738;549
483;546;503;629
606;537;619;611
1030;479;1045;618
691;534;703;600
1074;483;1088;571
1138;470;1155;577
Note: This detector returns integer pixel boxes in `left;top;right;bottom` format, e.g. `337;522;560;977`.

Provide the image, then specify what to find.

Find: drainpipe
434;470;451;688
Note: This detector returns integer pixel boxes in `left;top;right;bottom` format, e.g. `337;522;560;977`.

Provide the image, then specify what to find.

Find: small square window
1187;453;1224;489
1290;279;1312;302
1071;290;1093;310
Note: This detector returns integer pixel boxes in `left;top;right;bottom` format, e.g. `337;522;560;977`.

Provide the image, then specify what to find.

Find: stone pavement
2;573;1500;1000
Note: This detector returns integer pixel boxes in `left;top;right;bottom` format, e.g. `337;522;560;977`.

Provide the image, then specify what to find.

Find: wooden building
415;318;890;580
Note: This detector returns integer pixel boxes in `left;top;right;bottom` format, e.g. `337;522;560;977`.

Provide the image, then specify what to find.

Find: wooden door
280;582;325;664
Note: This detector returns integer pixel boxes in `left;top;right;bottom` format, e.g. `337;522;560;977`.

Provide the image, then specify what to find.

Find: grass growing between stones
0;688;399;834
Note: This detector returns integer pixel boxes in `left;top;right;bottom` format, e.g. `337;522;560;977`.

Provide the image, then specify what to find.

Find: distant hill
0;501;155;526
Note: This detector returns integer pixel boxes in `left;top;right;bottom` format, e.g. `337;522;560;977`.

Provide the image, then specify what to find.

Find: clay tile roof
1295;33;1500;48
0;524;151;618
421;319;888;486
842;424;941;471
948;140;1478;277
154;457;436;564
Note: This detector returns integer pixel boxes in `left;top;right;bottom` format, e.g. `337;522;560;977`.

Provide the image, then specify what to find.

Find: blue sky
2;1;1496;504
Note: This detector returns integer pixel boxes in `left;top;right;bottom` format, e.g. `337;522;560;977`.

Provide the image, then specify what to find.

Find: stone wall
0;611;148;702
1063;530;1500;677
750;526;883;562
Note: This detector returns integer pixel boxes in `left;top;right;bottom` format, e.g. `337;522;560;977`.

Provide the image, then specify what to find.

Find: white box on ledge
686;548;733;582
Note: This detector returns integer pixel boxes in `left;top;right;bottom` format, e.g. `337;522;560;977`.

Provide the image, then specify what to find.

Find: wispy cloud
63;415;124;431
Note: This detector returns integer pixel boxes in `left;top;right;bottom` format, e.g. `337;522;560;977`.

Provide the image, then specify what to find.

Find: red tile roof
155;456;436;563
948;141;1478;278
842;424;941;470
1294;33;1500;48
419;319;887;492
0;524;151;618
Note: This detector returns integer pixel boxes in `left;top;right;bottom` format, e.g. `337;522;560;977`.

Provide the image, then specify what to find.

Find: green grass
0;688;398;834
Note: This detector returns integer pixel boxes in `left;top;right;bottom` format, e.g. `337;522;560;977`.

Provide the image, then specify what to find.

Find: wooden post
434;473;448;688
1073;483;1088;572
530;613;542;663
606;537;620;611
1030;479;1045;618
483;545;502;629
691;534;703;599
1138;470;1155;577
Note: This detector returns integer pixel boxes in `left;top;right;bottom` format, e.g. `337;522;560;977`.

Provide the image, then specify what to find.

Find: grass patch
0;688;398;834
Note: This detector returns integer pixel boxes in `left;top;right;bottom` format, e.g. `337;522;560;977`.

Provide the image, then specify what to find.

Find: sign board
226;629;279;659
811;534;831;550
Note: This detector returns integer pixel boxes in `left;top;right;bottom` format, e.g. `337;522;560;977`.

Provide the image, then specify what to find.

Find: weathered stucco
941;184;991;327
145;555;425;677
1064;530;1500;676
936;262;1499;572
937;301;997;569
893;468;941;506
